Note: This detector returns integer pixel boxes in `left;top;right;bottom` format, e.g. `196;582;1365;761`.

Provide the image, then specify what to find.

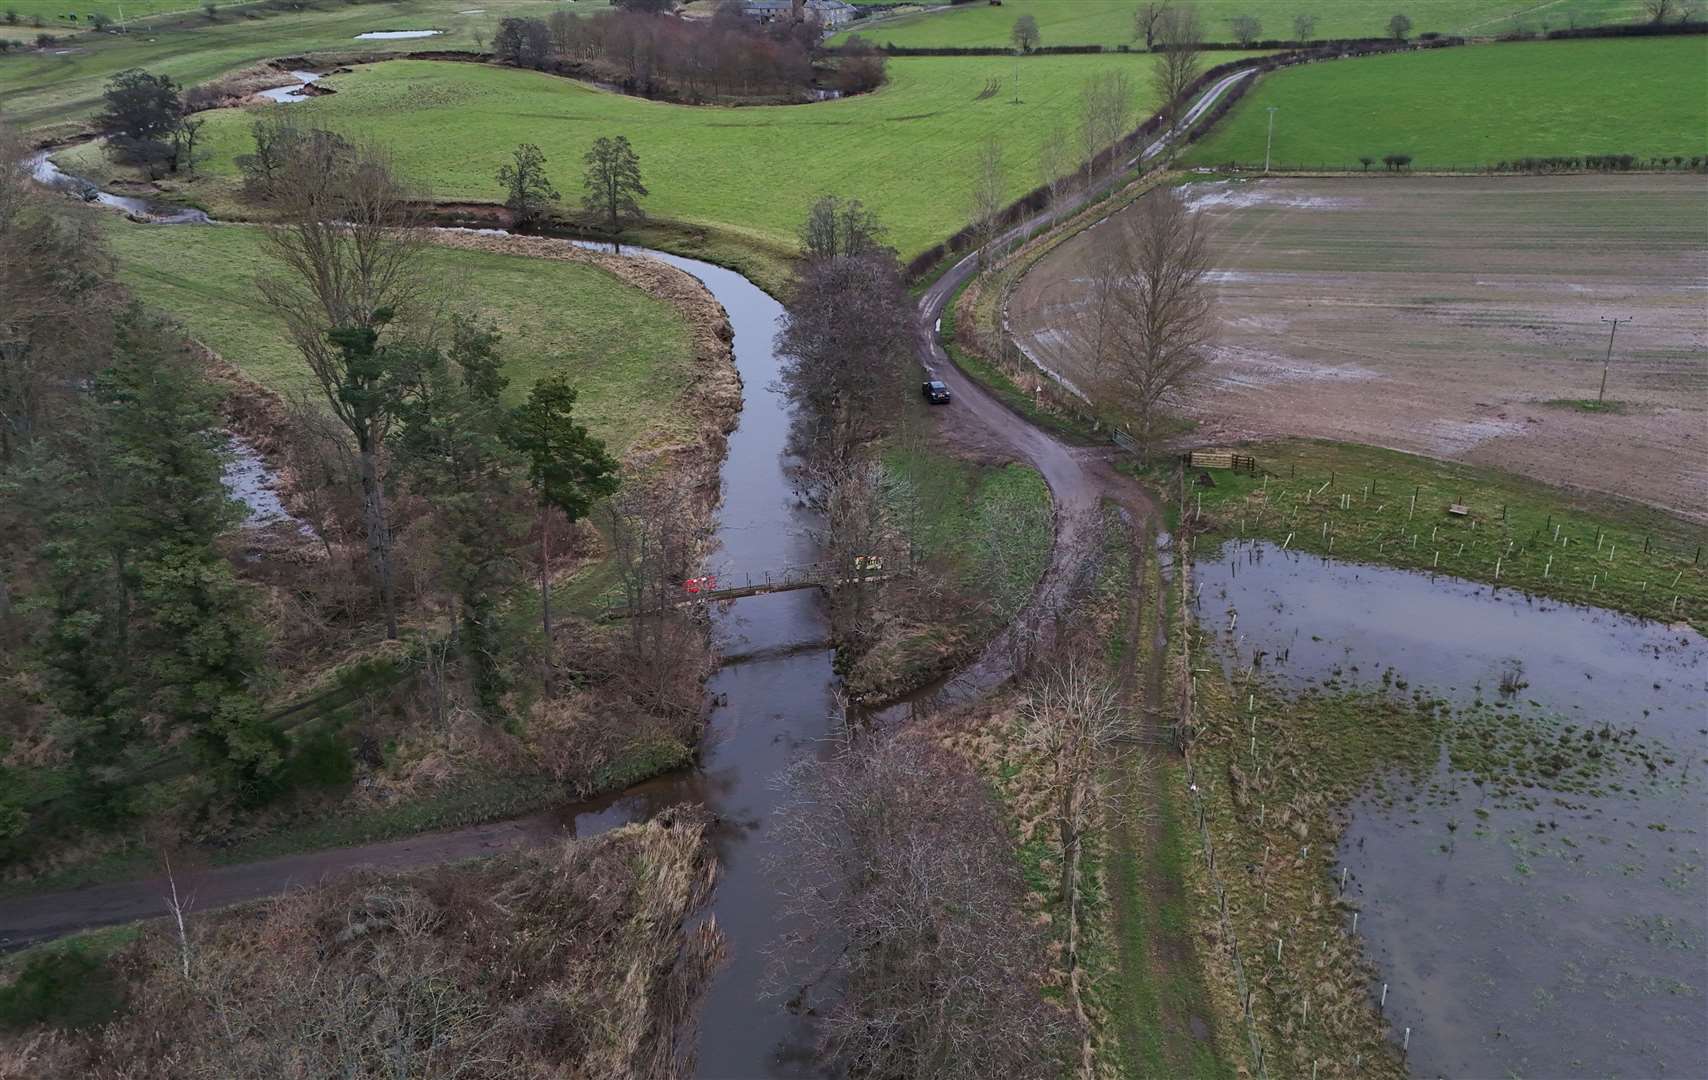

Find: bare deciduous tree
1134;0;1171;49
1017;660;1138;977
1229;12;1262;44
0;121;114;468
1036;124;1072;215
1082;188;1213;452
1387;10;1413;38
1642;0;1678;20
160;850;197;980
776;248;913;465
1076;70;1135;179
1293;11;1317;39
258;138;426;639
797;193;886;261
1010;12;1040;51
1151;4;1205;145
770;733;1073;1080
808;456;914;651
601;478;704;714
968;135;1007;253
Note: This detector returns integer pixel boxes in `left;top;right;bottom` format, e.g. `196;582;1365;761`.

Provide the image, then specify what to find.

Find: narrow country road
0;68;1254;951
911;69;1255;662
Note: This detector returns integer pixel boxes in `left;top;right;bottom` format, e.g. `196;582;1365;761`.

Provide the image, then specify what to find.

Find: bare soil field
1009;175;1708;521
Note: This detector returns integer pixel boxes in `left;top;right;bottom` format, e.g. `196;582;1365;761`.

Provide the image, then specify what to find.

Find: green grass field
105;219;698;454
1184;36;1708;167
837;0;1653;49
155;52;1234;261
0;0;564;132
1175;439;1708;630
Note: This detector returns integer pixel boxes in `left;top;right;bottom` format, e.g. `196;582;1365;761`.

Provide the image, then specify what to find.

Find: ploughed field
837;0;1654;49
1008;174;1708;520
1182;36;1708;170
120;52;1235;262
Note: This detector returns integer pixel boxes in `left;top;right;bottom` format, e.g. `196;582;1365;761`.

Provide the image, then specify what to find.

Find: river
552;250;838;1077
19;150;852;1073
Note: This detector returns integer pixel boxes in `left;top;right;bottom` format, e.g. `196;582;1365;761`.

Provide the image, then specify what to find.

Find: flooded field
1197;541;1707;1079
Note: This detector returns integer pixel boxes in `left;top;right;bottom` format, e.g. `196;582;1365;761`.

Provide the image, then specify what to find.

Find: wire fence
1206;160;1708;175
1173;520;1273;1080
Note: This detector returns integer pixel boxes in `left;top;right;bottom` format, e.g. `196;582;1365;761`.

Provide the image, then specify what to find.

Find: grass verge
1139;438;1707;630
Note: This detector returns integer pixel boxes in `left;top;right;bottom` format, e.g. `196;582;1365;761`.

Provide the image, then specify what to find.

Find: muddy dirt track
1010;174;1708;521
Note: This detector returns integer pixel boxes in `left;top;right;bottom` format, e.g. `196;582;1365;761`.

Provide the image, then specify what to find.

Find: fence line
1172;517;1272;1080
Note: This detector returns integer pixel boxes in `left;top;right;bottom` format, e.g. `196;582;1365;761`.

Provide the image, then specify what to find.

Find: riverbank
0;211;743;896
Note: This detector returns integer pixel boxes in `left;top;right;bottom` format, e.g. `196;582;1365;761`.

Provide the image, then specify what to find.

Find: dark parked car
922;379;951;404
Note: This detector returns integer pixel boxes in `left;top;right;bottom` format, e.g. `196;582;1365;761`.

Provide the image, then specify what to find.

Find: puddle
256;69;324;103
1184;180;1359;214
1210;346;1385;388
353;29;442;39
221;433;307;533
1196;540;1708;1079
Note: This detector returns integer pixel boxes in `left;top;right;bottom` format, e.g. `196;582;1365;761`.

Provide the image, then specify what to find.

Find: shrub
0;950;126;1031
279;728;356;791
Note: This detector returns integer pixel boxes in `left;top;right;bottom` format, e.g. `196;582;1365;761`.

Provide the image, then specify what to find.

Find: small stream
1197;541;1708;1079
27;151;209;224
256;69;326;103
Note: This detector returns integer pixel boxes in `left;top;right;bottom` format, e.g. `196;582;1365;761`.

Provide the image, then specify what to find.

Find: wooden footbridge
606;555;907;619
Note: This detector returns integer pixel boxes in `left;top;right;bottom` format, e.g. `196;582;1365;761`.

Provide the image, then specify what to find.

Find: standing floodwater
1198;541;1708;1079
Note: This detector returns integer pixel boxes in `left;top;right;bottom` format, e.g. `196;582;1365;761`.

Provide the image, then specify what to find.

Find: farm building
743;0;857;28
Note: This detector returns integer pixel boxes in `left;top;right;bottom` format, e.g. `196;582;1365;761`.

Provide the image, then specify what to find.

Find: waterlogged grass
885;446;1052;616
1181;653;1699;1078
838;0;1650;49
104;219;698;455
1174;439;1707;630
1185;37;1708;169
163;53;1221;260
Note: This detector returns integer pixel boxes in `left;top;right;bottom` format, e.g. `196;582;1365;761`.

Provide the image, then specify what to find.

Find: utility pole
1264;106;1279;173
1598;315;1627;403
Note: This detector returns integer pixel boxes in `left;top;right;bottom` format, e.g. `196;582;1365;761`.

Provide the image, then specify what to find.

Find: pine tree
395;317;529;714
34;309;279;803
507;373;618;694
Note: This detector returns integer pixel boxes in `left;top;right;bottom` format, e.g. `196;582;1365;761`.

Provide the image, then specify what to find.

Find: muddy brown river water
1198;540;1708;1079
